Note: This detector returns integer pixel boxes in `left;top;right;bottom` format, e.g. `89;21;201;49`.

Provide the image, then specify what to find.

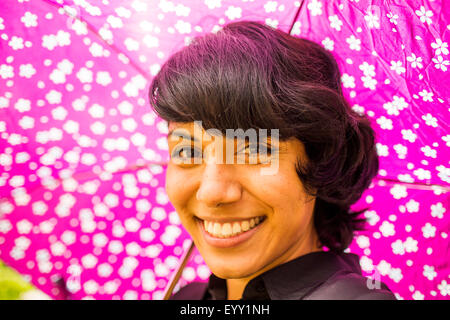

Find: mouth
195;215;266;248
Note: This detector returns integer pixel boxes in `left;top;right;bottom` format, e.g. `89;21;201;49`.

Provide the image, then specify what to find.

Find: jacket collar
206;251;362;300
259;251;362;299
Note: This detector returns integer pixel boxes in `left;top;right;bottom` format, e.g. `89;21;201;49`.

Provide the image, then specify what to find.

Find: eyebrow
168;129;200;142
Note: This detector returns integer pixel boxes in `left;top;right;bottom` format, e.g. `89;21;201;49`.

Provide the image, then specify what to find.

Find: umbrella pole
162;239;196;300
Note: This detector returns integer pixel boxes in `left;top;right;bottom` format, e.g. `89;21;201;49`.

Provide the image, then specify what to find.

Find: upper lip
195;215;266;223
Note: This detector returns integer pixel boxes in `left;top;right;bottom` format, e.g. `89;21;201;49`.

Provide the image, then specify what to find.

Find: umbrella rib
39;0;151;79
289;0;306;35
163;240;195;300
371;177;449;192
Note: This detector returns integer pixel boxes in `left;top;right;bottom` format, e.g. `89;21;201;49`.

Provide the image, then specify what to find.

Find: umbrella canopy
290;0;449;299
0;0;303;299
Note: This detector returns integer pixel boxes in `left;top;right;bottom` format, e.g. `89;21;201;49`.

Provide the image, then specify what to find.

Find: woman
149;21;396;300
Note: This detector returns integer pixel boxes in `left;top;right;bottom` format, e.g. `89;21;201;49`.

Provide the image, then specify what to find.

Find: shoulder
303;271;397;300
170;281;209;300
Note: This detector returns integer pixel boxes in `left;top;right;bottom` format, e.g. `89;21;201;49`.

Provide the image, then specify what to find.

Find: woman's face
165;121;321;280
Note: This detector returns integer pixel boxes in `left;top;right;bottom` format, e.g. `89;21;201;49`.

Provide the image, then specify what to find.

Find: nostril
196;179;242;207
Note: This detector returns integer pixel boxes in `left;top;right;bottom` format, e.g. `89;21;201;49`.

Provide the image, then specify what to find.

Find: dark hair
149;21;379;252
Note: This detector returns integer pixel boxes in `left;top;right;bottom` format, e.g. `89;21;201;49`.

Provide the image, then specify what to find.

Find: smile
196;215;266;248
203;217;265;238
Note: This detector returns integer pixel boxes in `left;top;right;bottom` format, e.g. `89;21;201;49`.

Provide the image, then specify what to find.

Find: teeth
232;222;241;235
241;220;249;231
213;222;221;235
221;223;232;237
203;216;264;238
207;222;214;234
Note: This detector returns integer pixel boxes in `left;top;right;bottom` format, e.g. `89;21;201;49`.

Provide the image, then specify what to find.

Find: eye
243;144;273;155
238;144;275;164
245;144;259;155
172;145;202;161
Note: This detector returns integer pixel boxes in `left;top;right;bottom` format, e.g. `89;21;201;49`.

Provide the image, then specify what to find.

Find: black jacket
170;251;397;300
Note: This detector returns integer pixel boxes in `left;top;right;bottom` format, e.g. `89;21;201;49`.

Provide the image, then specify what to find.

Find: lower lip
197;218;265;248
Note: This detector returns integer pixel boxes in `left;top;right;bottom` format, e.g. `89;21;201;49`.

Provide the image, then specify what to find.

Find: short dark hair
149;20;379;252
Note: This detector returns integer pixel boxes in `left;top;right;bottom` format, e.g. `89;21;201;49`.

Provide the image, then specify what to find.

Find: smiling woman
148;20;396;300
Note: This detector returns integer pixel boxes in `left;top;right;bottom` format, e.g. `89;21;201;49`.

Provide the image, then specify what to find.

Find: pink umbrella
289;0;449;299
0;0;303;299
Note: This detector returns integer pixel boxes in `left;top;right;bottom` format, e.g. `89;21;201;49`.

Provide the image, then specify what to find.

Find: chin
206;260;259;280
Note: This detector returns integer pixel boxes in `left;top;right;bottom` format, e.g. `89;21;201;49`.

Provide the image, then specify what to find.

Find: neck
225;228;322;300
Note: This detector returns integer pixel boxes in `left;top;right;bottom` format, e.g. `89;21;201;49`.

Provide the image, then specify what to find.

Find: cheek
252;170;311;226
165;165;192;208
252;171;304;208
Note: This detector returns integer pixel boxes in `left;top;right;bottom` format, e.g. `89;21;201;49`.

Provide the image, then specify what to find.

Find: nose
196;161;242;208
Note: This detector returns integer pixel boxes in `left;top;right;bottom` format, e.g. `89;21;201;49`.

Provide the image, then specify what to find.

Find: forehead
168;121;197;134
168;121;214;141
167;121;181;132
